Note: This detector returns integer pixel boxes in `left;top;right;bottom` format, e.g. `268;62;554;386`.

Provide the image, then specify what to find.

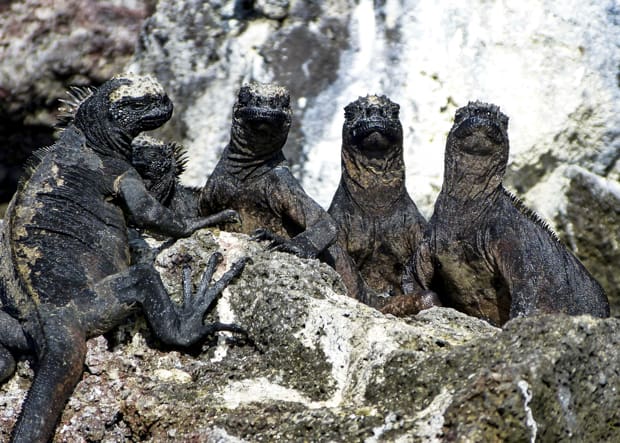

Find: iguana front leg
380;242;442;316
116;169;238;238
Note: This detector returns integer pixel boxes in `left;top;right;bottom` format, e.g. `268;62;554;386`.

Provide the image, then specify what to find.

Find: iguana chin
0;74;247;443
405;101;609;326
199;83;337;259
324;95;428;308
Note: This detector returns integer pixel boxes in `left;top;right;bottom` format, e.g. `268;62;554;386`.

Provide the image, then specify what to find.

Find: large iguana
199;83;337;259
404;101;609;325
0;74;247;442
325;95;428;308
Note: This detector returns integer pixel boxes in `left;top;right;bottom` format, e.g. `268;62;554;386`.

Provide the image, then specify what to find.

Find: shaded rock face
0;0;150;203
1;230;618;441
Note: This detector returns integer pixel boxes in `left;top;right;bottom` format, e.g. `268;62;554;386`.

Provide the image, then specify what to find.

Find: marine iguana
128;135;241;262
0;74;248;443
131;134;200;216
404;101;609;326
199;83;337;259
325;95;428;308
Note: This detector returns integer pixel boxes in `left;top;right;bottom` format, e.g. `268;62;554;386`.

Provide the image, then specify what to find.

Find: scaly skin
0;74;247;442
199;83;337;259
128;135;241;263
325;95;428;308
405;101;609;326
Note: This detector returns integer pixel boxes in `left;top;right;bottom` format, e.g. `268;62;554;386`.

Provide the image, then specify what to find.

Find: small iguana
128;135;241;262
0;74;247;443
325;95;428;308
199;83;337;259
404;101;609;325
131;134;232;220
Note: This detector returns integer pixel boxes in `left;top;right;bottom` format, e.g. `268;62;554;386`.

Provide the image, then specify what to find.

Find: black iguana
0;74;247;442
199;83;337;259
324;95;429;309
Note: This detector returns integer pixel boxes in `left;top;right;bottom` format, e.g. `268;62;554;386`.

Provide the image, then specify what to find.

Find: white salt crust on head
109;73;165;102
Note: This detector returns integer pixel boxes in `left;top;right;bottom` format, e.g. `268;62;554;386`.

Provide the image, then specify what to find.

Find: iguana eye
344;105;356;121
238;88;252;106
128;100;148;111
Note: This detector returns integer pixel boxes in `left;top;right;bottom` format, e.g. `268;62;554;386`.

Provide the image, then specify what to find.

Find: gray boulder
1;230;618;441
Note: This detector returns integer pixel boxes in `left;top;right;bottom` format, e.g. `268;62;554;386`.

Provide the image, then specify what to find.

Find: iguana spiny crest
131;134;188;205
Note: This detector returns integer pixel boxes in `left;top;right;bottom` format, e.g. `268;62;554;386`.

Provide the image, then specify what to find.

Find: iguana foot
201;209;241;226
251;228;319;259
177;252;250;343
251;228;287;246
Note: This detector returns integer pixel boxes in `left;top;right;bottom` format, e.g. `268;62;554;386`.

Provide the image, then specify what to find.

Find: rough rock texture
1;230;618;441
0;0;150;203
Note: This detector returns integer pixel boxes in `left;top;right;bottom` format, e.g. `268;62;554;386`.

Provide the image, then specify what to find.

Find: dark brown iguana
403;101;609;325
324;95;428;308
0;74;248;442
199;83;337;259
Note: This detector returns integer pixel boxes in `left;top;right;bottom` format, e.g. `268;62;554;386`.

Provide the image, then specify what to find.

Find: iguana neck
75;119;133;161
433;154;504;229
224;134;287;181
341;142;406;211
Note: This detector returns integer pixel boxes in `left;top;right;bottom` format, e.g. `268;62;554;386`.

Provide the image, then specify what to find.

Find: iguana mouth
450;116;505;155
140;99;173;131
236;107;289;127
350;118;400;148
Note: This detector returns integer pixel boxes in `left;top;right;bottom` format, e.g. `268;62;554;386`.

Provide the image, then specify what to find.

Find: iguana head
447;101;509;159
443;101;510;197
69;73;173;158
338;95;406;209
230;83;292;157
131;135;187;204
342;95;403;158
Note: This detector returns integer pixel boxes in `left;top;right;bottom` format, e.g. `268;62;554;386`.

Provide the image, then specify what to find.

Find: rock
0;0;150;204
2;231;618;441
524;165;620;315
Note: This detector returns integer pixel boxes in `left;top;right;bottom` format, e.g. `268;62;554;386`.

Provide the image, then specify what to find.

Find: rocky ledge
1;230;619;442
